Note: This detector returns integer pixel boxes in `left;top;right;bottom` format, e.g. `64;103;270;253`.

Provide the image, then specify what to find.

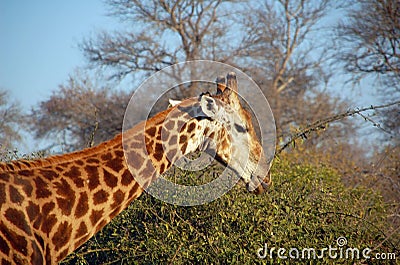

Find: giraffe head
199;73;271;194
161;72;272;194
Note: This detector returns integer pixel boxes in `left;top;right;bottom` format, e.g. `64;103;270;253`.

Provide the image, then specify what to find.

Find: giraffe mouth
246;174;271;194
214;155;270;193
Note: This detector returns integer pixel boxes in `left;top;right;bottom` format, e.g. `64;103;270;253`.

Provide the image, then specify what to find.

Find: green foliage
62;160;396;264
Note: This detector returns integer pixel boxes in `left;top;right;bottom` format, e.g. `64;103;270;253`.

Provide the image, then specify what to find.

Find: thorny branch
277;100;400;154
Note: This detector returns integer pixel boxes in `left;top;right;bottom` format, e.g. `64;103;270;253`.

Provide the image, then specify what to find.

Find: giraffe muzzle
246;172;271;194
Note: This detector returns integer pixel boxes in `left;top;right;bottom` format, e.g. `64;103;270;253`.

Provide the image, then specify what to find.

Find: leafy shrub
62;160;396;264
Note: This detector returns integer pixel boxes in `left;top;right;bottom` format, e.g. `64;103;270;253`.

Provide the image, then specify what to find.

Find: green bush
62;160;397;264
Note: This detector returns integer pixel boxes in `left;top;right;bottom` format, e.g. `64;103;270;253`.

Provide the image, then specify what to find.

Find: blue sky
0;1;117;109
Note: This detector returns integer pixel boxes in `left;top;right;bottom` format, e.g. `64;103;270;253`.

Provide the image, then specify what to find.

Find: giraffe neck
0;102;218;264
0;132;141;264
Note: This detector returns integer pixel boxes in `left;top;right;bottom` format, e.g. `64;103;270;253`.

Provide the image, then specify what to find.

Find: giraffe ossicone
0;71;274;264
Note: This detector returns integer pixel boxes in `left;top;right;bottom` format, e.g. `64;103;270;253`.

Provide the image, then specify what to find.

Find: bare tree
0;90;25;150
335;0;400;237
336;0;400;142
336;0;400;87
82;0;240;81
379;105;400;142
29;73;131;152
237;0;354;143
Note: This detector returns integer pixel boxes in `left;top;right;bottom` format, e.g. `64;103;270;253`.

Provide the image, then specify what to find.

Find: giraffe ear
222;72;241;110
200;95;220;118
215;75;226;95
168;99;181;107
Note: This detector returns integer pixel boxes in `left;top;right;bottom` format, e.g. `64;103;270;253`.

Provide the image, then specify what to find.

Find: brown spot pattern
65;166;82;181
93;190;109;205
139;161;155;182
103;169;118;188
41;214;57;236
56;249;69;263
146;127;157;137
42;202;55;216
164;120;175;131
64;166;85;188
0;173;9;181
100;153;112;161
0;234;10;256
115;150;124;157
45;248;51;264
3;259;12;265
30;240;43;264
128;182;141;199
4;209;31;236
153;144;164;162
55;179;75;216
121;170;132;186
180;123;187;133
9;186;23;204
160;164;165;174
26;202;40;223
75;222;87;239
95;220;108;232
187;122;196;133
109;207;121;220
52;221;72;251
39;169;58;180
0;183;6;208
19;170;31;177
75;192;89;219
111;190;125;209
89;210;104;226
85;166;100;190
34;232;44;250
181;142;188;154
168;135;177;146
33;177;51;199
129;140;142;150
0;221;27;256
86;158;99;164
126;151;144;168
14;177;32;197
106;157;124;172
179;135;187;144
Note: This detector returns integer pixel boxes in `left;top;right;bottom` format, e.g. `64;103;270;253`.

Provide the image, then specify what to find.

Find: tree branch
277;100;400;154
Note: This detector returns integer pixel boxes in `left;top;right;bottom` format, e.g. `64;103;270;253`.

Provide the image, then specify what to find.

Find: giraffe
0;72;272;264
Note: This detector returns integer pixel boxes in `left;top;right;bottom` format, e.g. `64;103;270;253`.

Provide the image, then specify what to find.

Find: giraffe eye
234;123;247;133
